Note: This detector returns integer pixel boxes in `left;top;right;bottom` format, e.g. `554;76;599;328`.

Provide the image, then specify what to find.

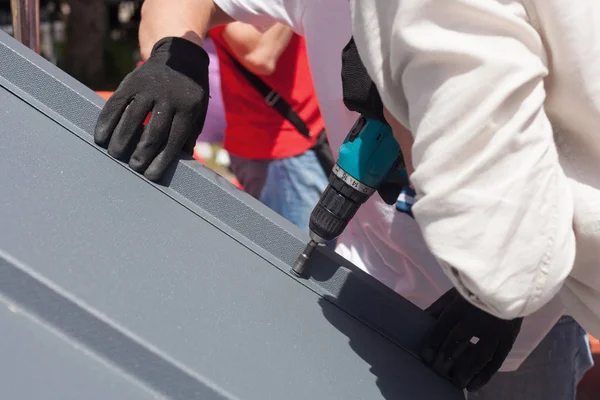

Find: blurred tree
64;0;107;89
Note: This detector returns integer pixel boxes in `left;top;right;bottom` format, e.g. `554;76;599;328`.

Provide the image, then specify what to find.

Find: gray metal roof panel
0;281;156;400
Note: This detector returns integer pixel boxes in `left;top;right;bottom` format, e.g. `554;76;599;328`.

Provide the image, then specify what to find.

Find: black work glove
377;179;409;206
419;288;523;391
341;36;405;205
94;37;210;181
341;36;386;122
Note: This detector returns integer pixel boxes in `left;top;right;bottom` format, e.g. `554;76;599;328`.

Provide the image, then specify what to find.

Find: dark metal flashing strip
0;31;433;356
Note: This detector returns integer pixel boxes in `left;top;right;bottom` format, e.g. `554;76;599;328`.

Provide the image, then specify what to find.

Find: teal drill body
337;116;406;192
292;116;406;275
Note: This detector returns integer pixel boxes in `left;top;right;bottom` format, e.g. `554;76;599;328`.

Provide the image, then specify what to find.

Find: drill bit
292;240;318;276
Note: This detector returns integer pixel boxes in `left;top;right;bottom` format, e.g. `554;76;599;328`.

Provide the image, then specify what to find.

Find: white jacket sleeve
213;0;305;34
350;0;576;319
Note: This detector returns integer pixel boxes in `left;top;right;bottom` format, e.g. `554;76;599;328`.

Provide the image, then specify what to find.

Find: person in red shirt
209;22;330;232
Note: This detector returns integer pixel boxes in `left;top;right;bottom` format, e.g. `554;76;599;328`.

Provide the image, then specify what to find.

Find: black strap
220;45;335;175
311;128;335;174
223;51;311;138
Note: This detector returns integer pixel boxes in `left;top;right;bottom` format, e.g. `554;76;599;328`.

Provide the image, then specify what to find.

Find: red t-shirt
209;27;325;159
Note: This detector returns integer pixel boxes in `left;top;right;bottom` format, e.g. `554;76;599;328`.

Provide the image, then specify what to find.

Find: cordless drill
291;115;406;275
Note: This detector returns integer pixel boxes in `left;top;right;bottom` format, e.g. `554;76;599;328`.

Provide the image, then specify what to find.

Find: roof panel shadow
0;31;463;400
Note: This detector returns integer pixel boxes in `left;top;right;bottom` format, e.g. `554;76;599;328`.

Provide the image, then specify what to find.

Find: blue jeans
469;316;594;400
229;149;329;233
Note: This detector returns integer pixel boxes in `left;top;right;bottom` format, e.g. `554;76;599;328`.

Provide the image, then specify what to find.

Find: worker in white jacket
94;0;593;397
349;0;600;338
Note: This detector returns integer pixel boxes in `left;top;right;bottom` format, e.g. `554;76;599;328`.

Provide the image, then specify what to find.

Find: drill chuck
308;168;372;243
292;169;373;276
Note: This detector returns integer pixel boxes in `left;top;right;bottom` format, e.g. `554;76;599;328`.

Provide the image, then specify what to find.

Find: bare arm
138;0;235;60
221;22;294;75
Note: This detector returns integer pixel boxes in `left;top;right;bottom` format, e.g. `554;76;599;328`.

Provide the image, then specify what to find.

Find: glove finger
466;327;518;391
143;113;193;182
449;336;497;390
94;91;132;148
182;97;208;155
432;322;478;379
129;106;175;173
107;98;154;161
419;302;462;364
377;182;402;205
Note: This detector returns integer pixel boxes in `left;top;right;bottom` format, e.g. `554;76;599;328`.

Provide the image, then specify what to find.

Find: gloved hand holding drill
341;37;410;205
